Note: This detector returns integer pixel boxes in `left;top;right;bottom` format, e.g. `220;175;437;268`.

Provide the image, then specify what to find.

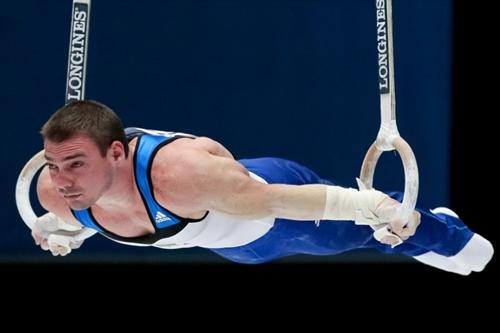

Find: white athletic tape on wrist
48;234;72;255
322;185;387;224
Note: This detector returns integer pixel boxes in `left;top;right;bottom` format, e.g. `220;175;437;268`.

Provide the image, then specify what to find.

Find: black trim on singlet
135;135;208;226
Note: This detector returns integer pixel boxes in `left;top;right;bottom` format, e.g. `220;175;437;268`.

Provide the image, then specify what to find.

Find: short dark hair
41;100;129;157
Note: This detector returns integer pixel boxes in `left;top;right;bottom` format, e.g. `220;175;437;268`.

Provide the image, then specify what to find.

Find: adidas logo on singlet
155;211;171;224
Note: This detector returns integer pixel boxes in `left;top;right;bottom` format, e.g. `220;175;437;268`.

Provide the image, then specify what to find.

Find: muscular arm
156;140;358;221
198;154;326;220
190;136;234;159
154;136;420;242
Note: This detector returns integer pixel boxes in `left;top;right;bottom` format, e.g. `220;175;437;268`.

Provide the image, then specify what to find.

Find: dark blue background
1;0;454;263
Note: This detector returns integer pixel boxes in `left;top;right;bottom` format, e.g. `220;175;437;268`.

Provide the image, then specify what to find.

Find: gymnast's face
44;133;115;210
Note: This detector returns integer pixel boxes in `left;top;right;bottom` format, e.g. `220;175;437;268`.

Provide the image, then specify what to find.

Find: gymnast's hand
31;212;84;256
373;196;421;246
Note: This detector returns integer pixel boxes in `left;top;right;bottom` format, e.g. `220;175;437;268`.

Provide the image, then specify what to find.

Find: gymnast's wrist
322;185;387;221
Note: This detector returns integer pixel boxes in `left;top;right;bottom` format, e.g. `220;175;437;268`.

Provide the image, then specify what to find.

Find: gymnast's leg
364;192;494;275
207;158;492;274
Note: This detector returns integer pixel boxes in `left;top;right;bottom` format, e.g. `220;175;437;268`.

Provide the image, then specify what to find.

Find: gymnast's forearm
214;182;388;222
266;184;388;221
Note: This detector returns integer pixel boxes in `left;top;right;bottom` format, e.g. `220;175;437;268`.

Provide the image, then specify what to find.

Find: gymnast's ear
109;140;125;160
